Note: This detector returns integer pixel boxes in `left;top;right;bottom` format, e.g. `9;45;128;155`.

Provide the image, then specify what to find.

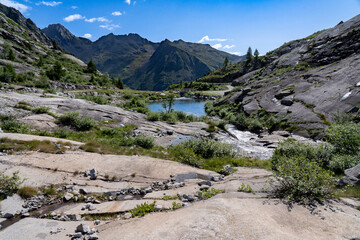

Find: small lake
148;98;207;116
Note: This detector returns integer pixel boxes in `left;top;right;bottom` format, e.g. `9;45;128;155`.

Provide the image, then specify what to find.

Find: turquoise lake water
148;98;206;116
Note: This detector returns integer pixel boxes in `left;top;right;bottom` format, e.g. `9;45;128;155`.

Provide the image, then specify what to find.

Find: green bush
130;201;156;217
32;106;50;114
58;112;96;131
170;138;235;159
0;171;24;197
0;121;29;133
272;140;334;169
171;147;201;167
198;188;225;199
326;123;360;155
328;154;360;173
147;112;160;121
272;155;334;201
134;136;155;149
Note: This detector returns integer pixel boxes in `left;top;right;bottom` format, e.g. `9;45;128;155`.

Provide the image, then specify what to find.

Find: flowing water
220;125;274;160
148;98;207;116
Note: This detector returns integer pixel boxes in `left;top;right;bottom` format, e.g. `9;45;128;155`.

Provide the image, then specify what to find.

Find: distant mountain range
43;24;244;90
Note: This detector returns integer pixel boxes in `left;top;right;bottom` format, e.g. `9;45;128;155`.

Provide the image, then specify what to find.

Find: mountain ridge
42;24;244;90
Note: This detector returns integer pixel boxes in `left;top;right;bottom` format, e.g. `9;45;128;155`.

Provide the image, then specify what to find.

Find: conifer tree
86;59;97;74
223;56;229;67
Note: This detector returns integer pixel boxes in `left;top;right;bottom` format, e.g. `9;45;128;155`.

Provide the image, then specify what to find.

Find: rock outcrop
208;15;360;136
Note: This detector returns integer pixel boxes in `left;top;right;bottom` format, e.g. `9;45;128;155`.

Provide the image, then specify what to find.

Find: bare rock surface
19;114;57;131
0;132;83;146
0;218;88;240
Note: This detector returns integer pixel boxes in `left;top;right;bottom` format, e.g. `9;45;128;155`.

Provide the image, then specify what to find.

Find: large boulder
338;164;360;186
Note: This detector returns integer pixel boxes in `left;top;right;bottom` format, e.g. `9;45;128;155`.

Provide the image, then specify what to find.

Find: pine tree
52;40;59;50
223;56;229;67
254;49;259;60
246;47;253;61
116;77;124;89
86;59;97;74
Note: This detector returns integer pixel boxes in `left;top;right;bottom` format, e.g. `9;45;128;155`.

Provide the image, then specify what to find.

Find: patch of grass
0;138;68;154
18;186;38;199
32;106;50;114
198;188;225;199
134;136;155;149
14;101;32;111
334;185;360;199
172;201;182;210
238;183;255;194
130;201;156;217
163;195;178;200
58;112;96;131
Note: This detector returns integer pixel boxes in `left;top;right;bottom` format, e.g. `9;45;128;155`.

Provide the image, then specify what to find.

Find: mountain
43;24;244;91
0;4;50;45
201;15;360;138
0;3;95;88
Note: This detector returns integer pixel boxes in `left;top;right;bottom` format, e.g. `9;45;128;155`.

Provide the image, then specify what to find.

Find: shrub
272;155;334;201
198;188;225;199
18;186;38;199
0;121;29;133
58;112;96;131
173;138;235;159
32;106;50;114
130;202;156;217
174;111;187;122
238;183;255;194
272;140;334;169
171;147;201;167
328;154;360;173
147;112;160;121
0;171;24;197
326;123;360;155
134;136;155;149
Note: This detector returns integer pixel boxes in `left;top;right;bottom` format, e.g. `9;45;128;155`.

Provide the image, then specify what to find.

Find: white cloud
230;52;242;56
125;0;130;4
198;35;227;43
71;6;78;9
85;17;109;23
0;0;30;13
82;33;92;39
63;14;85;22
100;24;120;30
212;43;223;50
36;1;62;6
112;11;122;16
223;44;235;49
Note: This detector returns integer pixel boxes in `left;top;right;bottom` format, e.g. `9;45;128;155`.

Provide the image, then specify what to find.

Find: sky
1;0;360;56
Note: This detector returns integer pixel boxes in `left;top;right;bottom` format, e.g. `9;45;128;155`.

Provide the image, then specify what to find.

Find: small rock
155;205;163;211
200;185;210;191
198;180;212;187
63;192;74;201
79;188;88;195
76;223;91;234
89;168;97;180
94;220;101;225
4;213;14;218
124;212;132;219
88;233;99;239
144;187;152;193
71;232;83;238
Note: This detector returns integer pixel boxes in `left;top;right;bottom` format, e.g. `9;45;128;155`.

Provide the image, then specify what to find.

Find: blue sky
1;0;360;55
